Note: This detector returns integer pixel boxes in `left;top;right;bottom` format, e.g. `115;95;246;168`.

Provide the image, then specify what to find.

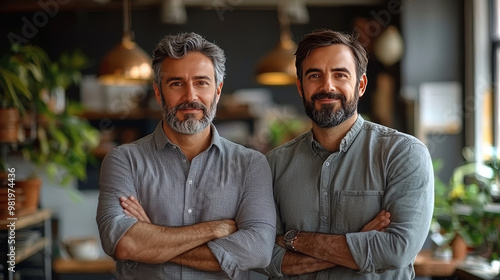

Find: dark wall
0;3;400;123
401;0;465;182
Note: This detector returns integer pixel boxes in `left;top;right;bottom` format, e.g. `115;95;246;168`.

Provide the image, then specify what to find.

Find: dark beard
160;93;217;135
302;89;359;128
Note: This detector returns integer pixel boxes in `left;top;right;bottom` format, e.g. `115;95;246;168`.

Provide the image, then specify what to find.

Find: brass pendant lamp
98;0;152;85
255;0;297;86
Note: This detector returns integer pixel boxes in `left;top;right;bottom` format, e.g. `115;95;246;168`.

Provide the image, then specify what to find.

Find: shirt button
325;162;330;167
323;191;328;196
188;180;193;185
187;209;193;214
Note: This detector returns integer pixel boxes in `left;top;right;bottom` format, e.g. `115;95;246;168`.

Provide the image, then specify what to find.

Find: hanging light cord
123;0;132;41
278;0;293;46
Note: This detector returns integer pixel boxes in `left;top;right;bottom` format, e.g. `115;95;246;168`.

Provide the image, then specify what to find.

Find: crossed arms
120;196;390;274
115;196;235;271
275;210;391;275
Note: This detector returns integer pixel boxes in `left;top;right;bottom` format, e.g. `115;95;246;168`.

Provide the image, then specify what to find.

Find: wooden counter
414;249;463;277
53;257;115;274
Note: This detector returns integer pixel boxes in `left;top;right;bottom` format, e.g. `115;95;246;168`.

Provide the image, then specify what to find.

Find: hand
120;196;151;223
361;210;390;232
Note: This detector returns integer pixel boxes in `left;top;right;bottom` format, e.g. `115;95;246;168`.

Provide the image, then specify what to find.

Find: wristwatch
284;229;300;252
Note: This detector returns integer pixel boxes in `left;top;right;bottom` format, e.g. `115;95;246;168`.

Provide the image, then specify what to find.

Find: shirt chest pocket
334;190;383;234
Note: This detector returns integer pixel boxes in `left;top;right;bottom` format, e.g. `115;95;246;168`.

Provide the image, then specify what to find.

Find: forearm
170;245;221;272
115;220;231;263
293;232;358;270
281;250;336;275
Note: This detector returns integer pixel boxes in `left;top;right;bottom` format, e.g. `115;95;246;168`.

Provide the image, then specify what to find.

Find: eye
169;81;183;87
307;73;321;79
334;72;348;78
196;80;210;86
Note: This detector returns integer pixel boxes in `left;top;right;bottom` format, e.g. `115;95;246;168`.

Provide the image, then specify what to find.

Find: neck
162;122;212;161
311;113;358;153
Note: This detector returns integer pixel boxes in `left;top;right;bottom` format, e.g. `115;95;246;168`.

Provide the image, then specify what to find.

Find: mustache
176;101;207;112
311;91;346;102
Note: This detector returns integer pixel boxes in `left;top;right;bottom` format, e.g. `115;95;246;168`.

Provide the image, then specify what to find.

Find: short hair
295;29;368;83
152;32;226;87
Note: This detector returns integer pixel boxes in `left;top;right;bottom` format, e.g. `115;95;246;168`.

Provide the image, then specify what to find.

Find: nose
184;84;197;102
322;76;336;93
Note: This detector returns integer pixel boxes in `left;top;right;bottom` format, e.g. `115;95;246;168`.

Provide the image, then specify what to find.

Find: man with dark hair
262;29;434;279
96;32;276;280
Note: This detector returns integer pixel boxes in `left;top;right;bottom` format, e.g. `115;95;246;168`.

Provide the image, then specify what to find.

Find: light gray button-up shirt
96;122;276;280
263;116;434;279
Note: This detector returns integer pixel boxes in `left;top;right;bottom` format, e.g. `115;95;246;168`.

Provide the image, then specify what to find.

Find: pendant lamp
255;0;297;86
98;0;152;85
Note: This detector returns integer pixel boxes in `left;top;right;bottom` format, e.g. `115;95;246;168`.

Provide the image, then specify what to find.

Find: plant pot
16;177;42;215
0;108;20;143
451;234;468;260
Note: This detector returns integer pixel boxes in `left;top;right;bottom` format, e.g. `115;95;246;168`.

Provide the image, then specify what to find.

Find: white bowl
64;237;100;260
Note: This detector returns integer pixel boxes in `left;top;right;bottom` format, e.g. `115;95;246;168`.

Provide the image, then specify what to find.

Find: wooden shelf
81;106;254;122
1;208;52;280
0;208;52;230
53;257;115;274
80;109;161;121
17;237;49;263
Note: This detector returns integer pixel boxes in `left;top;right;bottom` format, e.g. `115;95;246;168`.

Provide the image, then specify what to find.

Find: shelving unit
0;209;52;280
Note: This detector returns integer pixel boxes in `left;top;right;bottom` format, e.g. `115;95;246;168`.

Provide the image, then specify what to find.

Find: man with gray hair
96;32;276;279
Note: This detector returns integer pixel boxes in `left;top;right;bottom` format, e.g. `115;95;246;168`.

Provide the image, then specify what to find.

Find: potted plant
18;47;100;186
0;44;51;214
0;44;48;145
1;44;100;213
432;147;500;261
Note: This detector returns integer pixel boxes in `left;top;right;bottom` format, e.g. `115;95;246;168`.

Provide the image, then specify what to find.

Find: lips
312;92;344;102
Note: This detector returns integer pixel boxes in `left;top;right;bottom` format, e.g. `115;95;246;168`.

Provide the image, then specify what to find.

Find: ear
296;78;304;99
358;74;368;97
215;82;223;104
153;83;162;105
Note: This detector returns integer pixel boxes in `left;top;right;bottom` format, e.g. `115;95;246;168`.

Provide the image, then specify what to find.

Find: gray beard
160;93;217;135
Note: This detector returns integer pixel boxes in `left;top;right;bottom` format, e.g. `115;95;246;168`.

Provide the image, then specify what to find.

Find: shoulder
360;121;431;166
266;131;310;159
218;137;268;162
362;121;426;148
103;134;155;162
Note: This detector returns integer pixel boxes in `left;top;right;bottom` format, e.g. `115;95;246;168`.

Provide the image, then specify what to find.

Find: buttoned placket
183;160;196;224
170;144;197;225
319;155;334;233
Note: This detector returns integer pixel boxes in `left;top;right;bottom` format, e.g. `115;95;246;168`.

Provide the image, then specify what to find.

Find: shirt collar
309;115;365;156
153;121;222;152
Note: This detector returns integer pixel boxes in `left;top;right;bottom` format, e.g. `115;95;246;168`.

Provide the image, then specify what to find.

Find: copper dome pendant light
98;0;152;85
255;0;297;86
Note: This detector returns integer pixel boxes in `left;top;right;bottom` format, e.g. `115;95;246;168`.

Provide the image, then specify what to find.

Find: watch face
285;229;299;241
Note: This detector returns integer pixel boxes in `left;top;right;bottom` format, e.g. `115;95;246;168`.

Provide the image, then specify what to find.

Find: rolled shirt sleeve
346;141;434;274
208;153;276;278
96;147;139;258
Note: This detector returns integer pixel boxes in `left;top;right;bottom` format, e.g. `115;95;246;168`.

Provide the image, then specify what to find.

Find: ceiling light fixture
255;0;298;86
98;0;152;85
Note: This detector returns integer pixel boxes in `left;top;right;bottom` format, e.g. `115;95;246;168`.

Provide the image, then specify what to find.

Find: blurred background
0;0;499;279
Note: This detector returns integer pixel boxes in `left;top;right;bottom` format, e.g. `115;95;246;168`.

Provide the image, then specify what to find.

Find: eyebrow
304;67;351;76
164;75;212;83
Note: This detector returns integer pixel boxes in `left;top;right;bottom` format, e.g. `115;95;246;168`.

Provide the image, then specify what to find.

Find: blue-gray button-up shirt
263;116;434;279
96;122;276;280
